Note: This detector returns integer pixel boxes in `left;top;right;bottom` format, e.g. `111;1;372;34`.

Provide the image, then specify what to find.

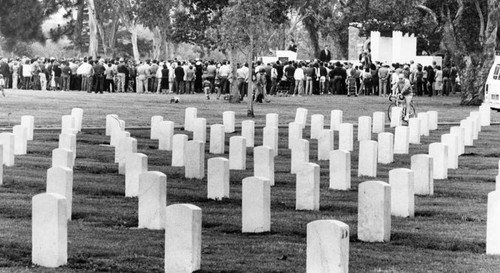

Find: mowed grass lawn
0;89;499;272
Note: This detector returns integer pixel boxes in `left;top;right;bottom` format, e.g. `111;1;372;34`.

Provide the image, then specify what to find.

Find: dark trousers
106;79;115;92
333;77;343;94
94;75;105;93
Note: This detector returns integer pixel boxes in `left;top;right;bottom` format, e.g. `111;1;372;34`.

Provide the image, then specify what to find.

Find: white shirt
294;68;304;81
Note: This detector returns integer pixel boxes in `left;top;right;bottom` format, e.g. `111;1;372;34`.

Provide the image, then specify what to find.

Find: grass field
0;90;499;272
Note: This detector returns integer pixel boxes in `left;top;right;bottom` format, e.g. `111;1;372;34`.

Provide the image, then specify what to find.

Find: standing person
318;62;328;94
434;65;443;96
0;74;5;96
149;60;159;92
61;62;72;91
426;65;435;97
174;61;185;94
319;45;331;63
378;63;390;97
414;65;424;96
185;64;195;94
69;59;79;90
77;58;92;92
219;61;232;95
0;58;10;89
22;59;32;90
270;63;278;96
287;39;298;52
285;61;296;95
92;59;105;94
12;60;19;89
136;61;149;93
105;63;115;92
127;61;136;92
237;63;249;100
304;63;314;95
293;62;304;96
206;61;216;93
159;64;169;94
194;61;203;93
168;61;175;93
442;64;450;96
254;68;268;102
39;61;47;91
116;59;127;92
330;62;343;95
450;63;458;94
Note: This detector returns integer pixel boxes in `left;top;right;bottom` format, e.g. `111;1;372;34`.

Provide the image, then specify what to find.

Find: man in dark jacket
93;59;106;93
174;62;185;94
318;46;331;63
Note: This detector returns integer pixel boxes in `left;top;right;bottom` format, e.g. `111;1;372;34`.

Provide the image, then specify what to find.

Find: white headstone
184;107;197;132
229;136;246;170
372;111;385;133
441;134;458;169
254;146;274;186
357;181;391;242
263;126;279;157
114;131;131;163
105;114;118;136
411;154;434;195
172;134;188;167
486;191;500;255
185;140;205;179
427;111;438;130
207;157;230;199
58;133;76;161
479;104;491;126
125;153;148;197
417;112;429;136
394;126;409;154
209;124;225;154
389;168;415;218
329;150;351;190
295;107;308;129
13;125;27;155
61;115;76;134
310;114;325;139
21;115;35;140
138;171;166;230
468;115;479;140
377;132;394;164
51;148;73;169
0;133;14;166
70;108;83;132
330;110;343;131
109;119;125;147
338;123;353;152
318;129;334;161
296;163;320;211
357;116;372;141
450;126;465;155
429;143;448;179
165;204;202;273
32;193;67;267
118;137;137;175
390;107;402;128
471;111;481;134
358;140;377;177
242;176;271;233
291;139;309;174
241;120;255;147
158;121;174;151
460;119;474;146
46;166;73;220
0;146;3;184
223;111;236;133
150;115;164;140
408;118;421;144
288;122;303;149
306;220;349;273
192;118;207;143
266;113;279;128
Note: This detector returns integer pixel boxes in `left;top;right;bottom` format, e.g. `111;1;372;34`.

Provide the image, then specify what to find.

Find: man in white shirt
237;63;249;100
219;61;232;94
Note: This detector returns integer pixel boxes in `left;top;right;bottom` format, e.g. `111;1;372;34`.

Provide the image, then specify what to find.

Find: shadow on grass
0;241;31;267
390;232;485;253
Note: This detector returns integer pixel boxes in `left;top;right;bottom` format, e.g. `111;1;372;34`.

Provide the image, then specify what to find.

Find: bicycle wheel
387;103;397;122
408;103;417;118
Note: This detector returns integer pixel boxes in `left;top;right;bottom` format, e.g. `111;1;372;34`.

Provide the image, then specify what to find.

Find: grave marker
291;139;309;174
185;140;205;179
193;118;207;143
209;124;225;154
408;118;421;144
242;177;271;233
13;125;27;155
223;111;236;133
138;171;166;230
70;108;83;132
254;146;274;186
184;107;197;131
338;123;353;152
330;110;343;131
486;191;500;255
329;150;351;190
150;115;164;140
263;126;279;156
0;133;14;166
394;126;409;154
229;136;246;170
46;166;73;220
207;157;230;199
378;132;394;164
158;121;174;151
441;134;458;169
172;134;188;167
318;129;334;161
411;154;434;195
358;140;377;177
241;120;255;147
429;143;448;179
357;181;391;242
389;168;415;217
357;116;372;141
306;220;349;273
296;163;320;211
266;113;279;128
310;114;324;139
288;122;303;149
21;115;34;140
390;107;402;128
372;111;385;133
51;148;74;169
125;153;148;197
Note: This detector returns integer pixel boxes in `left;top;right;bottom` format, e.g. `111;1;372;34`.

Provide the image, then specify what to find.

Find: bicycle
387;93;417;123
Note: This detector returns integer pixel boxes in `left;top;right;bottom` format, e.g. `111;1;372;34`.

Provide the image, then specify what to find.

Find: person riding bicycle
392;73;413;121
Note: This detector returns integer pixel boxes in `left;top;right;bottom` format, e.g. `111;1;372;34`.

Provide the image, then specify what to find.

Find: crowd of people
0;52;459;102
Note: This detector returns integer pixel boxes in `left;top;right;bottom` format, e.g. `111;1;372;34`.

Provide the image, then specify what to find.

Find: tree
113;0;140;61
87;0;99;58
417;0;500;105
0;0;48;52
217;0;280;117
137;0;175;60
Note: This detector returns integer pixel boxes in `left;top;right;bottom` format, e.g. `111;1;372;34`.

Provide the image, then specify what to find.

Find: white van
485;55;500;111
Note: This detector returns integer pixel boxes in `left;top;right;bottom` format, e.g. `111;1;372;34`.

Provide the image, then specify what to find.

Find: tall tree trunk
460;2;499;105
97;22;109;56
165;40;171;60
87;0;98;58
74;0;85;54
303;16;320;59
247;35;255;117
130;26;140;61
229;48;240;103
152;26;162;60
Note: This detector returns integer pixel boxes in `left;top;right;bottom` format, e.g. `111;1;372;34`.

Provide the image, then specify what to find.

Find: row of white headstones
20;103;498;272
